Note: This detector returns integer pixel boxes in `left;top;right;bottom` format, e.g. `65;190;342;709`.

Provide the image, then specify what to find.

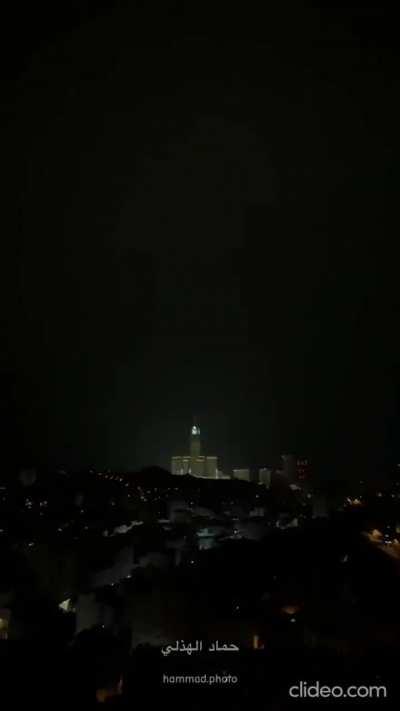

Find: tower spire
190;417;201;460
191;416;200;436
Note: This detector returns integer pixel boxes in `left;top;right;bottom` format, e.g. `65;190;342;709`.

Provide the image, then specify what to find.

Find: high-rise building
171;420;218;478
296;458;311;482
190;423;201;461
281;454;296;481
258;467;272;489
233;468;251;482
205;456;218;478
171;456;190;476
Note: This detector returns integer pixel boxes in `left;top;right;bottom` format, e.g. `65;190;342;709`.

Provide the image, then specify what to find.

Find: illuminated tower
171;419;218;478
190;419;201;459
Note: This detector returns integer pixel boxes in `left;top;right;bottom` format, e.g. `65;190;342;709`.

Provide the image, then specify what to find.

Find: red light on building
296;458;310;481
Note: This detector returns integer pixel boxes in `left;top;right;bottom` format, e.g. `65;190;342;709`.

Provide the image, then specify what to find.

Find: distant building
281;454;296;481
171;456;190;475
259;467;272;488
233;468;251;482
171;420;218;478
74;492;85;507
205;456;218;478
216;471;230;479
18;468;37;487
249;506;266;517
296;458;311;482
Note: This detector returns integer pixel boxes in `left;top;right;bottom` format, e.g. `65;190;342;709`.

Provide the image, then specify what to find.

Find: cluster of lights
345;497;363;507
376;490;400;500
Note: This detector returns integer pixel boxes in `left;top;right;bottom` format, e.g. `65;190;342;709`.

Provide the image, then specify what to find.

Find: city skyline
2;3;400;704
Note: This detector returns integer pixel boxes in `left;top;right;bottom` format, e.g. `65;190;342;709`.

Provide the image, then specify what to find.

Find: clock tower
190;418;201;459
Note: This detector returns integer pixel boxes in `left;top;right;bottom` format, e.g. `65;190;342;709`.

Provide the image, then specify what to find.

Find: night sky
2;2;400;478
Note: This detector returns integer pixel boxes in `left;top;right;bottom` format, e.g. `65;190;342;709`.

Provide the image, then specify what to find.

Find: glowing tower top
190;418;201;458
